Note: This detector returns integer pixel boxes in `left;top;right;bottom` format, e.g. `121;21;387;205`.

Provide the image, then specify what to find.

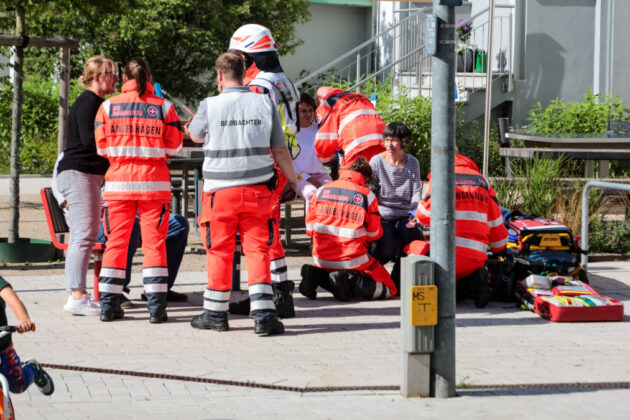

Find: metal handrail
580;181;630;269
295;9;425;87
296;4;516;98
348;46;426;92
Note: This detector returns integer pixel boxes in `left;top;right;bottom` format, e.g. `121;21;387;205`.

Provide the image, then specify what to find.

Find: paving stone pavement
0;262;628;419
2;177;630;418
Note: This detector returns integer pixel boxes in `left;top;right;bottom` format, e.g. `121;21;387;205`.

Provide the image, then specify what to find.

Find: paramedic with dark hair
95;57;183;324
185;52;297;336
299;157;397;301
412;153;509;308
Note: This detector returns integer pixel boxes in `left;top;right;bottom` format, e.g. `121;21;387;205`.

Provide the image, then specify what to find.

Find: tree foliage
1;0;310;102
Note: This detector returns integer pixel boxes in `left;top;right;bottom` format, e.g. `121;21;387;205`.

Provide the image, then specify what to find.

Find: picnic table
500;133;630;177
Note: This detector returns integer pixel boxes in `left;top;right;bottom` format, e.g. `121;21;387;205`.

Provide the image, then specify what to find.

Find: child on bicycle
0;276;54;396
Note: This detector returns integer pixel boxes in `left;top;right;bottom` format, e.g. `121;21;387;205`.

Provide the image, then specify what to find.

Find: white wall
280;3;371;82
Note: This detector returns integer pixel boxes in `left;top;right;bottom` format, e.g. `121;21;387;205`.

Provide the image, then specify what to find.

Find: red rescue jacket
95;80;183;201
306;169;382;269
314;88;385;166
416;155;508;273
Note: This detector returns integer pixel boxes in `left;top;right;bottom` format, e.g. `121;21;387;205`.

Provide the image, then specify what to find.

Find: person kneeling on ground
300;158;397;301
0;276;54;397
409;152;509;308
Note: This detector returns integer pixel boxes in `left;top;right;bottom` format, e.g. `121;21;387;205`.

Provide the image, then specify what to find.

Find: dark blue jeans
372;216;424;265
98;213;189;293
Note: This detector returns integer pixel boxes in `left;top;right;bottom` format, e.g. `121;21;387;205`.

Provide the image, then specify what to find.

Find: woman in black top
54;55;119;315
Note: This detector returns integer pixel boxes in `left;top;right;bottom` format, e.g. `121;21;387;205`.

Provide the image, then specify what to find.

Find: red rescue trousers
199;185;274;293
99;200;169;312
269;168;288;282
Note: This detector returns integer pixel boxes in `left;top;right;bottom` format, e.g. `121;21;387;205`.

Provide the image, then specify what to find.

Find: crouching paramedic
299;158;397;301
185;52;297;336
410;153;509;308
314;86;385;168
95;57;183;323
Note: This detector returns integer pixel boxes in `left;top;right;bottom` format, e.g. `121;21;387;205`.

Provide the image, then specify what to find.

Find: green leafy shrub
523;91;630;178
526;91;627;134
376;87;432;178
0;76;83;174
493;156;565;218
588;219;630;254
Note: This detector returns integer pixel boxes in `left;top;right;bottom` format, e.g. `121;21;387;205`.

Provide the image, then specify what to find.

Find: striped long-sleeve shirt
370;153;421;219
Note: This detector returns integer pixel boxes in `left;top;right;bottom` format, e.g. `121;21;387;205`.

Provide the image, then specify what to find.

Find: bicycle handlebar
0;326;20;333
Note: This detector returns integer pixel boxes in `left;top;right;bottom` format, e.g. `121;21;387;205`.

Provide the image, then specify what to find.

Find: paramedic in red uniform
185;52;297;336
227;23;300;318
413;153;509;307
299;158;397;301
95;57;183;323
314;86;385;168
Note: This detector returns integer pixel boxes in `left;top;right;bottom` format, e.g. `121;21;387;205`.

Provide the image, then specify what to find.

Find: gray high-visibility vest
202;87;275;192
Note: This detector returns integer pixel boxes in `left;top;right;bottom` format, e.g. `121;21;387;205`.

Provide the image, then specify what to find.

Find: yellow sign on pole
410;285;438;326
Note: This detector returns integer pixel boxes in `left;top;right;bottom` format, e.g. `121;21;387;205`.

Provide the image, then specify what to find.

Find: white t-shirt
294;123;328;180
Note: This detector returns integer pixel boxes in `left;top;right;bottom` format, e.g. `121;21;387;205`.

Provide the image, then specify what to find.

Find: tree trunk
58;46;71;154
9;4;25;244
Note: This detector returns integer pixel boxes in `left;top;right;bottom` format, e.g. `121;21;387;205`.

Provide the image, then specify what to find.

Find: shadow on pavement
458;383;630;397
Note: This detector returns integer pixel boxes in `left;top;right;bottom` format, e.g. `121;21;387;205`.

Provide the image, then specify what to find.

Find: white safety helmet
229;24;278;53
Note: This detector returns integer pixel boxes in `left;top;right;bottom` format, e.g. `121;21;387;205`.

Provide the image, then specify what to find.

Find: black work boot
272;280;296;318
331;271;355;301
100;309;124;322
191;310;229;331
254;316;285;336
229;297;251;316
100;293;124;322
299;264;329;299
473;268;493;308
149;311;168;324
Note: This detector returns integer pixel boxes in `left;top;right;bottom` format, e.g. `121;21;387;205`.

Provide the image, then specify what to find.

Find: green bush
526;91;627;134
0;76;83;174
493;156;565;218
588;219;630;254
523;91;630;178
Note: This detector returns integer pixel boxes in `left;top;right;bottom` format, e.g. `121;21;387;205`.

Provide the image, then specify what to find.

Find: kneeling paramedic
300;158;397;301
185;52;297;336
410;153;509;308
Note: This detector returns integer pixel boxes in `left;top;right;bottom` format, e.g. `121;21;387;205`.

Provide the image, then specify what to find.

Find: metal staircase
295;5;515;123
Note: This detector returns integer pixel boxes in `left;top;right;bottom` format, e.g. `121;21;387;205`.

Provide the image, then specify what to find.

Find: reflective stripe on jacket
314;88;385;166
200;86;276;192
416;154;508;263
95;80;183;201
306;169;382;269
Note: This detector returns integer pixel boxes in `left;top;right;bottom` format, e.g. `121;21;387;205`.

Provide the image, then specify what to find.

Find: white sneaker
63;293;100;316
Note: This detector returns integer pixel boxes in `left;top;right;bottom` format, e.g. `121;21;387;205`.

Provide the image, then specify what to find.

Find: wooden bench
40;187;105;300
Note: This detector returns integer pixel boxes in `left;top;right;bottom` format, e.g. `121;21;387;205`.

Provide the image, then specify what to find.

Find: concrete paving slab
0;262;628;418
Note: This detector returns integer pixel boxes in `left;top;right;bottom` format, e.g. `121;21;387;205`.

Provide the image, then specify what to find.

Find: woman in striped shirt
369;122;423;288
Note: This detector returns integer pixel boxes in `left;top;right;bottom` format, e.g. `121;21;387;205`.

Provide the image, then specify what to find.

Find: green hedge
0;76;83;174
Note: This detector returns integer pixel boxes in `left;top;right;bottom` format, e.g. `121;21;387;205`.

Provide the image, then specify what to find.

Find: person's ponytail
124;57;151;97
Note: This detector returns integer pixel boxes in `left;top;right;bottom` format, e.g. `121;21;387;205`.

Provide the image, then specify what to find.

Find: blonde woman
54;56;119;315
